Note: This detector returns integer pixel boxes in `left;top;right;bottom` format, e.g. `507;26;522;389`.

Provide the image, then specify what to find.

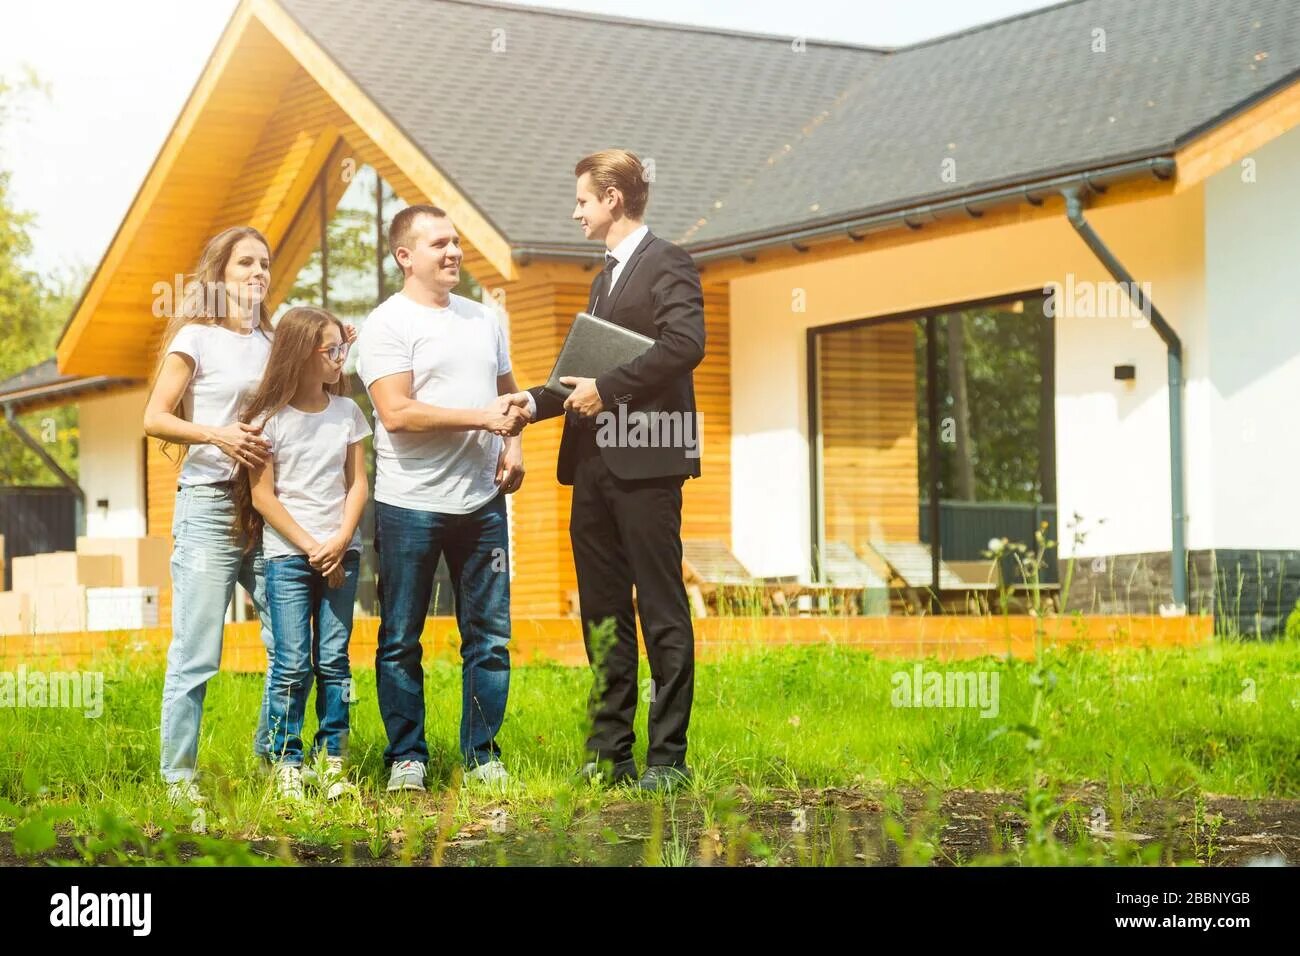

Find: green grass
1;633;1296;865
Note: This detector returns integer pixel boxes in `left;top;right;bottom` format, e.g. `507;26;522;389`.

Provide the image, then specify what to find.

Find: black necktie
591;253;618;317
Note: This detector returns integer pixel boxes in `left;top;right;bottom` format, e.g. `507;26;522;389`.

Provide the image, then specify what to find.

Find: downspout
4;403;86;536
1060;187;1187;610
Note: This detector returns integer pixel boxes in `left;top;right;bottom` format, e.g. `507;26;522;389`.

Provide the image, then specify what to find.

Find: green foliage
0;637;1295;865
915;300;1051;503
0;73;85;484
1285;597;1300;643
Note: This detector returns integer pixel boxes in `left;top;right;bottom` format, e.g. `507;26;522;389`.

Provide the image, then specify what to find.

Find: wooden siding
501;266;732;615
818;320;920;556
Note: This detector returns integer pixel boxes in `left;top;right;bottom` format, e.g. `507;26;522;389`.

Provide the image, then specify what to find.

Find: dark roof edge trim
0;377;145;411
507;155;1176;266
688;155;1176;263
1171;67;1300;150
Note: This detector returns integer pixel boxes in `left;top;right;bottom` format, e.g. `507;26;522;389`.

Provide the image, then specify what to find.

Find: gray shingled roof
278;0;1300;252
0;358;141;409
0;359;66;396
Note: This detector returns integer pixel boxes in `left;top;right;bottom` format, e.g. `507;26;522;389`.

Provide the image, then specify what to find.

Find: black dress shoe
636;764;692;793
576;757;638;786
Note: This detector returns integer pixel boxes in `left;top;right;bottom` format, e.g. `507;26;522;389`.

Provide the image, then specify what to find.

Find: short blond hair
575;149;649;219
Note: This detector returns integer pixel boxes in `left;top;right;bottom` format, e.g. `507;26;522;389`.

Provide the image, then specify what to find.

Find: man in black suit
508;149;705;792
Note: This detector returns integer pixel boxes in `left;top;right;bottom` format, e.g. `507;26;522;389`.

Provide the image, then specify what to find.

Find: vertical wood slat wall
682;283;731;543
498;272;585;616
500;271;733;616
818;321;919;556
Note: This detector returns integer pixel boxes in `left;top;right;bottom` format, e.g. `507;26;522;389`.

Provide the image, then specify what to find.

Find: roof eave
684;155;1178;264
0;376;145;414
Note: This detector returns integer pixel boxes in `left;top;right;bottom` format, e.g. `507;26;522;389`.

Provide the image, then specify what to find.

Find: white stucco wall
728;184;1210;580
78;388;148;538
1204;123;1300;550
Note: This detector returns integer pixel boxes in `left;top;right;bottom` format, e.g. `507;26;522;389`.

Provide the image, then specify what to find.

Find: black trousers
569;427;695;767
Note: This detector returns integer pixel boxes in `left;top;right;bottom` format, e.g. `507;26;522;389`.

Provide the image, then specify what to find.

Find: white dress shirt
605;222;649;296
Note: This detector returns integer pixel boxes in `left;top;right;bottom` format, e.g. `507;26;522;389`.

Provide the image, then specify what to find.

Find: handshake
482;391;533;437
479;376;604;437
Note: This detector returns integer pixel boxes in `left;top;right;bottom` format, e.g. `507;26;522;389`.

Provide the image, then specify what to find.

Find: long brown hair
233;306;349;550
147;226;273;464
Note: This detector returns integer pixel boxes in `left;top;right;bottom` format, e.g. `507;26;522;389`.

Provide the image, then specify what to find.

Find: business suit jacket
527;229;706;484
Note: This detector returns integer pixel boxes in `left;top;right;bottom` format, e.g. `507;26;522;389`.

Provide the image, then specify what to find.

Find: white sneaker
386;759;426;792
167;780;204;807
275;764;306;802
464;760;509;788
321;756;354;801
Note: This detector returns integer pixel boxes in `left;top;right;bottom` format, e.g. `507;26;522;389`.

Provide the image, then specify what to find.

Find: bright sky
0;0;1057;275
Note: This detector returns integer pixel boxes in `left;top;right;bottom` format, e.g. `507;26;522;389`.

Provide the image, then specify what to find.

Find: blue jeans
375;494;511;768
160;483;275;783
263;550;361;764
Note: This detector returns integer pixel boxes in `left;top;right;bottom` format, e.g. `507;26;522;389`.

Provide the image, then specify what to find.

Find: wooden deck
0;613;1212;671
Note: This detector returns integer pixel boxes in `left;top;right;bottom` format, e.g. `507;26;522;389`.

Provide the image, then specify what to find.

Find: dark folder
544;311;655;400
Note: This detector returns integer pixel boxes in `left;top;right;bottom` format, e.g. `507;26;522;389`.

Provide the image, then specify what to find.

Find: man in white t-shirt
356;204;529;793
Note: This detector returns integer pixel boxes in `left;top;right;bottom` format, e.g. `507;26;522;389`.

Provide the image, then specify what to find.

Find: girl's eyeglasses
317;342;351;363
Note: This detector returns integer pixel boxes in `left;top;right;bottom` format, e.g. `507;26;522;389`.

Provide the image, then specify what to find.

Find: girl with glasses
234;306;371;801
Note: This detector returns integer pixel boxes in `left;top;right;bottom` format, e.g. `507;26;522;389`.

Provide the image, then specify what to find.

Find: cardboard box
77;536;171;588
11;555;38;594
13;552;119;589
86;586;159;631
35;551;120;588
31;585;88;634
0;591;32;636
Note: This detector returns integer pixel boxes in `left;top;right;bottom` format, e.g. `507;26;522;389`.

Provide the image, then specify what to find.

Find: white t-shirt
258;394;372;559
356;291;510;514
167;323;273;486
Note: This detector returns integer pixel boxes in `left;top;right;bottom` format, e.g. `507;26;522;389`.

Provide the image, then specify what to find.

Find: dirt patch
3;786;1296;866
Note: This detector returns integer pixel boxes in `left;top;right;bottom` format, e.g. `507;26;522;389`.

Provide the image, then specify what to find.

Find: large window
809;293;1055;613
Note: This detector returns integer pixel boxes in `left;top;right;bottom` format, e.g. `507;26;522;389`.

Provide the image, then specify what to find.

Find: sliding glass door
809;292;1055;612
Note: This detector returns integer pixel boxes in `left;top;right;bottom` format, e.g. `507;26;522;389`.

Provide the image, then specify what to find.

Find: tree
0;73;82;484
916;301;1050;505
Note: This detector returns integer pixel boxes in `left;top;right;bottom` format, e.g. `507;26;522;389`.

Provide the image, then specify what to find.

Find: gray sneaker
636;765;693;793
464;760;509;788
386;759;427;792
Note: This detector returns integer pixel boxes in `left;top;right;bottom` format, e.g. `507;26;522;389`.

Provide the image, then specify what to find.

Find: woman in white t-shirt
143;226;278;806
143;227;354;805
234;307;371;802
